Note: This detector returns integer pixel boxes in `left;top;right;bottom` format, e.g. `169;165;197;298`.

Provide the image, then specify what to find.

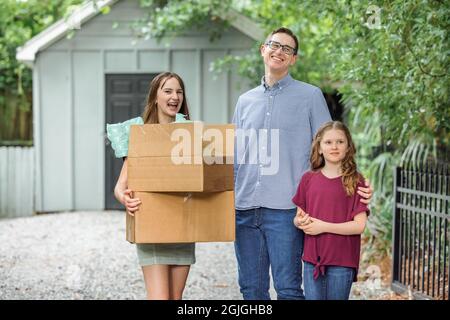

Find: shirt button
266;112;270;116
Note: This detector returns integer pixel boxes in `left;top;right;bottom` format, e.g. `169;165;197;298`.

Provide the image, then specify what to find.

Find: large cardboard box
126;191;235;243
127;122;234;192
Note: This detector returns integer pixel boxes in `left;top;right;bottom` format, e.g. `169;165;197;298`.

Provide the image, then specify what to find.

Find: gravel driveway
0;211;397;300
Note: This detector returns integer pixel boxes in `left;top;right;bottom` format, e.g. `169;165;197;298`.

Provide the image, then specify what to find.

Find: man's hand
357;178;373;205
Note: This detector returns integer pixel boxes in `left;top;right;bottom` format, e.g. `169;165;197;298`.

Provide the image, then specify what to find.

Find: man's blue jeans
303;261;355;300
234;207;305;300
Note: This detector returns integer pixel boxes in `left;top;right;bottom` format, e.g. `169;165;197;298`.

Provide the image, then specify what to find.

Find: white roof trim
16;0;264;66
16;0;118;66
224;9;265;41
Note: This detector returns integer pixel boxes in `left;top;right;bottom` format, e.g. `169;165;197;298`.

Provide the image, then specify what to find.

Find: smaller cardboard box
126;191;235;243
127;122;234;192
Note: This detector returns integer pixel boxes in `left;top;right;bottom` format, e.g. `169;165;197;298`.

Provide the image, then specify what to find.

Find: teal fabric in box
106;117;144;158
175;113;192;123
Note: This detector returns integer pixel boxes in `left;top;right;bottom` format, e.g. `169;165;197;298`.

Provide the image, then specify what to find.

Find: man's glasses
265;40;297;55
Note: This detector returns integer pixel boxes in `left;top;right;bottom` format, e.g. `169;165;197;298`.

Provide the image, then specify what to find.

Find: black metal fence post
392;166;401;285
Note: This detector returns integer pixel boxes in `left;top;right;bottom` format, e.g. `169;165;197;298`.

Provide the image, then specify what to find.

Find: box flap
128;122;235;158
128;122;204;158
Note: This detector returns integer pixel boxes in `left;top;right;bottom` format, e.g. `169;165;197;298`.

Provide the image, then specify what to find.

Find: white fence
0;146;34;218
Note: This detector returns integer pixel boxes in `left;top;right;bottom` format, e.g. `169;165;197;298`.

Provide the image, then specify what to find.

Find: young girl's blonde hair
310;121;359;196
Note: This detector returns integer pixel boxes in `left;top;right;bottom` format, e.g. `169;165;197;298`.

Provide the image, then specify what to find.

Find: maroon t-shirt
292;170;370;281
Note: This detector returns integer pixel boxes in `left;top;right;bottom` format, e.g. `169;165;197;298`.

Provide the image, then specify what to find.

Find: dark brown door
105;73;157;209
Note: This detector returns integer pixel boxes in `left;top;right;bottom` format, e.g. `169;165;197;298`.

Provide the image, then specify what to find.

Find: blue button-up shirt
233;73;331;210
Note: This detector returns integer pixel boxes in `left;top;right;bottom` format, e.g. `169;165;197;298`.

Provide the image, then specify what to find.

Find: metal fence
0;146;34;218
392;162;449;300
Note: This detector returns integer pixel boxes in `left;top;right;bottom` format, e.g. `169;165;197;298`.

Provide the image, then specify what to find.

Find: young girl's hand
296;207;306;217
294;210;312;228
122;189;142;216
298;217;328;235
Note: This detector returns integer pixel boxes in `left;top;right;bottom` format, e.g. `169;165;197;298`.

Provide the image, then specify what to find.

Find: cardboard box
127;122;235;192
126;191;235;243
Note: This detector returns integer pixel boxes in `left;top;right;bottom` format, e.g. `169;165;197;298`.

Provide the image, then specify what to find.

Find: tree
0;0;85;142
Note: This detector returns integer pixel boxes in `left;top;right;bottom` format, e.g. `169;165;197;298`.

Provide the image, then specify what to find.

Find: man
232;27;372;300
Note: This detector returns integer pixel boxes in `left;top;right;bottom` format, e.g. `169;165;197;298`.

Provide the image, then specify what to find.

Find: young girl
292;121;370;300
108;72;194;300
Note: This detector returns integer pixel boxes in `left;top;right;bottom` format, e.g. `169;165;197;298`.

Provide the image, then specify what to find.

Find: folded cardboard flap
128;123;200;157
126;191;235;243
128;122;235;158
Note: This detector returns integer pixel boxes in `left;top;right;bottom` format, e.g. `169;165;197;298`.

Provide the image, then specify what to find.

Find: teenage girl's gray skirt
136;243;196;266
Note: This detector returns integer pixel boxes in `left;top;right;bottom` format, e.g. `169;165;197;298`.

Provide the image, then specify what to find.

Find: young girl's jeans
303;261;355;300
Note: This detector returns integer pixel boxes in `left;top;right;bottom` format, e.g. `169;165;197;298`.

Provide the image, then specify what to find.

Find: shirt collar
261;73;293;91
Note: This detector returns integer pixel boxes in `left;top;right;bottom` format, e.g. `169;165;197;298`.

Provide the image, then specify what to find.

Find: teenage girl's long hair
142;72;191;124
310;121;359;196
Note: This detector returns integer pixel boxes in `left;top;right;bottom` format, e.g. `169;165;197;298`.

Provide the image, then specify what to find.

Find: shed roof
16;0;264;66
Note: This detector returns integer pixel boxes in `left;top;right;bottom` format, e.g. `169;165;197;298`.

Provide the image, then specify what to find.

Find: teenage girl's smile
157;77;183;118
165;100;180;114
